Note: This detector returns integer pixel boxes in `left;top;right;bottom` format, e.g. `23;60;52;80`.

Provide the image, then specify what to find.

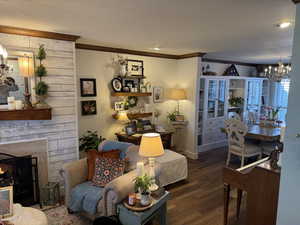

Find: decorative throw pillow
92;157;125;187
87;149;121;181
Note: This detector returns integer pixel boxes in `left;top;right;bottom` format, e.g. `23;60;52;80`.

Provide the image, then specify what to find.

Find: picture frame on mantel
80;78;97;97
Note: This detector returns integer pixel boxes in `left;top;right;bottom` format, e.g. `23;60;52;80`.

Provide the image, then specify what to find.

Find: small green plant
35;64;47;77
229;97;244;107
134;174;153;194
167;110;177;121
35;81;49;96
79;130;105;152
36;44;47;61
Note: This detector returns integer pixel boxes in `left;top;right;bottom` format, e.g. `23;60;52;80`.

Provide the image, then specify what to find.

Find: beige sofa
60;142;188;218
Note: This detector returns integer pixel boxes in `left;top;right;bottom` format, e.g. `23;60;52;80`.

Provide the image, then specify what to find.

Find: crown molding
0;25;80;42
202;58;258;67
292;0;300;4
76;43;205;60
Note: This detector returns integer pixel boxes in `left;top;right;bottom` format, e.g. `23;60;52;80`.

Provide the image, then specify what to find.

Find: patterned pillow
92;157;125;187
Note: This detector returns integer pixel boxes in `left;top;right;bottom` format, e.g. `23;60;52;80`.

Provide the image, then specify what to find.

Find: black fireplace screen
0;153;40;206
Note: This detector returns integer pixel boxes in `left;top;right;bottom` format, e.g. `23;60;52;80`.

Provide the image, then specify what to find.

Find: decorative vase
140;193;151;206
120;65;127;77
36;95;49;108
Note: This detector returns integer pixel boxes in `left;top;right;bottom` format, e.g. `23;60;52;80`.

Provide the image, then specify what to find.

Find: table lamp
139;133;164;191
168;88;187;115
18;55;34;108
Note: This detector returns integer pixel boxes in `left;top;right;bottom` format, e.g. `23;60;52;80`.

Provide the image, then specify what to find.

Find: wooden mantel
0;107;52;120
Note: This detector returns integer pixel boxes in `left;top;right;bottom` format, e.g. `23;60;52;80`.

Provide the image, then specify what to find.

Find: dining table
246;124;281;142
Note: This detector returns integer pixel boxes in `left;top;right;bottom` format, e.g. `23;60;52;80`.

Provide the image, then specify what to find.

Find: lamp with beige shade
139;133;164;191
18;55;34;108
168;88;187;116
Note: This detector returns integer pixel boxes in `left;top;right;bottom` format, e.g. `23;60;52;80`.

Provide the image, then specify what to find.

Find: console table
115;131;173;149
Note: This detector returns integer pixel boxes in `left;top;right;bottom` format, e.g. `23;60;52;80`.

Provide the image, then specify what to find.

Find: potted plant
167;110;177;122
229;96;244;107
79;130;105;158
134;174;153;206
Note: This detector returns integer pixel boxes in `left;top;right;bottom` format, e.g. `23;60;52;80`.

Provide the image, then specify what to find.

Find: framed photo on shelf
126;59;144;77
80;78;97;97
0;186;13;218
81;100;97;116
125;124;135;136
111;78;123;92
153;86;164;103
114;101;125;111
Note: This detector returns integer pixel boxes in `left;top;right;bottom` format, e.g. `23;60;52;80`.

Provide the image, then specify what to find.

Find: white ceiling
0;0;296;63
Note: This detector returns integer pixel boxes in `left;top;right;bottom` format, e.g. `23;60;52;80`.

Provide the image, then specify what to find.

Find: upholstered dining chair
225;117;262;167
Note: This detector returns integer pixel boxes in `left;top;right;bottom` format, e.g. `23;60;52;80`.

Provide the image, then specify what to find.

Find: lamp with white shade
168;88;187;115
139;133;164;191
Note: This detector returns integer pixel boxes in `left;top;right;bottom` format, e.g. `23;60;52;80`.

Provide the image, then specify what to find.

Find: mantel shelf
0;107;52;120
111;92;152;97
113;112;153;120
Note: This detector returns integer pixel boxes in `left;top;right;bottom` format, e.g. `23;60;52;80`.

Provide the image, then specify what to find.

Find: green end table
117;191;170;225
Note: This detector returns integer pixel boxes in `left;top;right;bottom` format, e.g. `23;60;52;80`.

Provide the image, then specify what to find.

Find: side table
117;191;170;225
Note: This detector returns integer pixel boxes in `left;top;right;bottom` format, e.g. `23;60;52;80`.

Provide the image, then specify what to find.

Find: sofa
60;140;187;219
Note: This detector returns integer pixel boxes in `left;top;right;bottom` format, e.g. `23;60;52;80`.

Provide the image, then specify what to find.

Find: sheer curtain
272;79;290;122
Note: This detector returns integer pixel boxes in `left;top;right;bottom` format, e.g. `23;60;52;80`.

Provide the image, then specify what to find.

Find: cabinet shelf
111;92;152;97
0;107;52;120
113;112;153;120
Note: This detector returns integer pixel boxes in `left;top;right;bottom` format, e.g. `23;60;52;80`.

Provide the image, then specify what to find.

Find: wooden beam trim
292;0;300;4
0;25;80;42
202;58;258;67
76;43;205;60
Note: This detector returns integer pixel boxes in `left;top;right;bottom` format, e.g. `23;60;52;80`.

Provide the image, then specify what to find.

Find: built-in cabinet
197;76;269;152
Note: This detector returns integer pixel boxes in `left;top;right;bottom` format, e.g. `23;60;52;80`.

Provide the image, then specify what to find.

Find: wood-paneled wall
0;33;78;182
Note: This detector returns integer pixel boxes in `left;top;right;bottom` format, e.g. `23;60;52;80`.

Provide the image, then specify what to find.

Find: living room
0;0;299;225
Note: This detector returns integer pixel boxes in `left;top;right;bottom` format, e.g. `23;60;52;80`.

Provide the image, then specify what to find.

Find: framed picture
125;124;135;136
114;101;125;111
153;86;164;103
81;100;97;116
80;78;97;97
126;59;144;77
111;78;123;92
0;186;13;218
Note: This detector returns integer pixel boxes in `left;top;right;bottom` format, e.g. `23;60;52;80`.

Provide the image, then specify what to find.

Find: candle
136;161;145;177
15;100;23;110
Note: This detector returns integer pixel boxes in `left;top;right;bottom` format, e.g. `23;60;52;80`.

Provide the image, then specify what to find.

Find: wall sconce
18;55;34;108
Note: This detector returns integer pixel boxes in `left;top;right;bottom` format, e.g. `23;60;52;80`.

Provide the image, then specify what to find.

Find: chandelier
0;44;13;85
264;60;292;82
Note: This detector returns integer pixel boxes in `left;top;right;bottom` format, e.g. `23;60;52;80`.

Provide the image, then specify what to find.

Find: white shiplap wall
0;33;79;182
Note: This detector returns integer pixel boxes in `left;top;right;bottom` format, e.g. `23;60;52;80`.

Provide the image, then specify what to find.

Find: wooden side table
117;191;170;225
115;132;173;149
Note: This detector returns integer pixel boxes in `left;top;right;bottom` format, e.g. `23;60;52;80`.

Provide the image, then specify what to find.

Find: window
273;79;290;122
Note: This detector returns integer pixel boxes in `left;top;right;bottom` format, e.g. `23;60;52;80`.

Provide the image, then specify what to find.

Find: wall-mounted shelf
0;107;52;120
113;112;153;120
111;92;152;97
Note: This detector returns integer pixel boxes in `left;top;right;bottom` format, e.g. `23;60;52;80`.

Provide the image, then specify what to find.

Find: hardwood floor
164;148;246;225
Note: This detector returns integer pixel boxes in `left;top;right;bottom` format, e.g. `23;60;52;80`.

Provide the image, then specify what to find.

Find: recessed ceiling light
277;22;291;29
153;47;160;51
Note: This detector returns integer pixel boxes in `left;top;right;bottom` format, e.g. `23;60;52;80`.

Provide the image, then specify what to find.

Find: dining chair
225;117;262;167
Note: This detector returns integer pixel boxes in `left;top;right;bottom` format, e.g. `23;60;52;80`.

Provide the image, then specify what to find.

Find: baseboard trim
185;150;199;159
198;141;227;152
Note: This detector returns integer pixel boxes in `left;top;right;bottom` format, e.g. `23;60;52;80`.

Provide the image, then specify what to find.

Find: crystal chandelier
0;44;13;85
264;60;292;82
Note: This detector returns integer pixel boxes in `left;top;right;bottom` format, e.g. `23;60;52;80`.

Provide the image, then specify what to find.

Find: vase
140;193;151;206
120;65;127;77
36;95;49;108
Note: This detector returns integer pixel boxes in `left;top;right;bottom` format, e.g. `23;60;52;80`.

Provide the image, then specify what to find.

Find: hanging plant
35;44;49;108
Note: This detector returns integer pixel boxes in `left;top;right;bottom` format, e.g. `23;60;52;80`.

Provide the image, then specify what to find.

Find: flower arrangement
261;106;280;121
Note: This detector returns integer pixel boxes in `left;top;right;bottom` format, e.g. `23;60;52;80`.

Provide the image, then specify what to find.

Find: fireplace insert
0;153;40;206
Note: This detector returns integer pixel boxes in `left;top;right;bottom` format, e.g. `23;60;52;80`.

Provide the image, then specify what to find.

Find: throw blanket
69;181;103;215
99;140;133;159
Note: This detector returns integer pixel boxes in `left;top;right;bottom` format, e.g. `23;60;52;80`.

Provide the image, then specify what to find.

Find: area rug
44;206;92;225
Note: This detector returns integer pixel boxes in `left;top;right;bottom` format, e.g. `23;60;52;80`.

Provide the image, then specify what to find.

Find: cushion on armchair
92;157;125;187
87;149;121;180
98;140;133;159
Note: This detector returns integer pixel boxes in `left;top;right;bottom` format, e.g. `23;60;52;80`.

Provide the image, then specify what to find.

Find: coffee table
117;191;170;225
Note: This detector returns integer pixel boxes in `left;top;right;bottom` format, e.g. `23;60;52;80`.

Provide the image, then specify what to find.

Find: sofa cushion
98;140;133;159
69;181;103;215
87;149;121;181
92;157;125;187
